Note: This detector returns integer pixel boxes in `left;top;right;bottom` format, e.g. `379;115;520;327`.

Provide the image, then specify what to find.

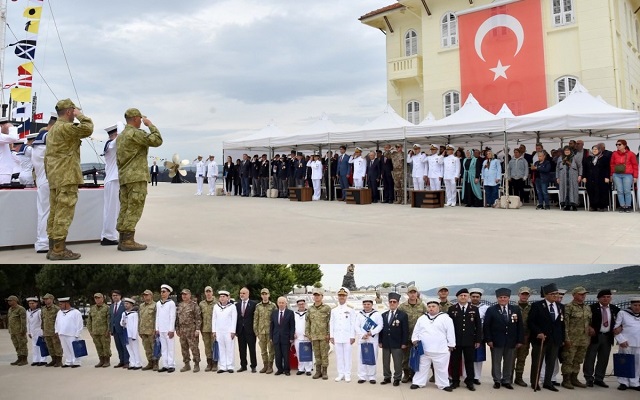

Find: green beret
55;98;76;111
124;108;142;118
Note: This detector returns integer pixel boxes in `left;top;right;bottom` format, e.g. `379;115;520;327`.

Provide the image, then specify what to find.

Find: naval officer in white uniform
330;287;356;382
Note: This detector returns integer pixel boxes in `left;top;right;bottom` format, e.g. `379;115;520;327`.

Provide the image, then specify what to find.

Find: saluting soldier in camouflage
254;288;276;374
386;143;405;204
398;286;427;382
6;295;28;366
116;108;162;251
514;287;532;386
43;99;93;260
41;293;63;367
199;286;218;372
561;287;593;390
176;288;202;373
87;292;111;368
306;288;332;380
138;289;157;371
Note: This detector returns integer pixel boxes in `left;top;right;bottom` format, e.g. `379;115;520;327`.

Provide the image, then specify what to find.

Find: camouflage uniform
561;301;592;386
41;303;63;361
199;298;216;369
116;122;162;235
305;301;331;378
514;301;531;381
439;300;453;313
8;305;28;358
44;113;93;241
176;300;202;366
254;301;276;368
387;149;405;204
399;300;427;378
87;304;111;358
138;300;157;368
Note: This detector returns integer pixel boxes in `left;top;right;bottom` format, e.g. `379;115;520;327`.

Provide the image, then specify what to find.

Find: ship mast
0;0;7;115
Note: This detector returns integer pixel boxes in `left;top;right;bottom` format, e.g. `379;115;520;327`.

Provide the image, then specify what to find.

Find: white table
0;188;104;248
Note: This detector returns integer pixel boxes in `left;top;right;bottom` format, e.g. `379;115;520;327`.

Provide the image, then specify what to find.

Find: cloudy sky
3;0;393;163
319;264;625;291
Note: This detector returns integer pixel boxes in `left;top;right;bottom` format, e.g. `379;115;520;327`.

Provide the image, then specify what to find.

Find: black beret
541;283;558;296
388;292;401;301
596;289;612;298
456;288;469;296
495;288;511;297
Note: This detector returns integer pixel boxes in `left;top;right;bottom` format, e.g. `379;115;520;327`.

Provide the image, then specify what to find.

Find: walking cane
533;336;545;392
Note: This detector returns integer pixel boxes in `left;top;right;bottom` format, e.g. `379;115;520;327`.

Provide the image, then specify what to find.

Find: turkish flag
459;0;546;115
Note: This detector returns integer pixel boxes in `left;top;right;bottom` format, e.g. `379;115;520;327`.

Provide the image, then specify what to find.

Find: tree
381;282;393;288
256;264;295;299
290;264;322;287
313;281;323;288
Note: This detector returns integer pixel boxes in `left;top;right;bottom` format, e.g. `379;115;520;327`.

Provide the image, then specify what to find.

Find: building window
407;101;420;124
552;0;574;26
443;91;460;117
405;29;418;57
556;76;577;102
441;13;457;47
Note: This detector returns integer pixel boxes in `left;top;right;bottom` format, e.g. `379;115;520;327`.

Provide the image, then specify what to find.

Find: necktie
242;301;246;317
462;306;466;314
279;311;283;325
549;303;556;320
389;311;395;323
601;306;608;328
502;306;508;321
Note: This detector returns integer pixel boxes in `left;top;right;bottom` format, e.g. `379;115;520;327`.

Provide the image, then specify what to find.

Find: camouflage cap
55;98;76;111
5;295;18;302
142;290;153;295
312;288;323;295
204;286;213;292
43;293;55;299
572;286;588;295
518;287;531;294
124;108;142;118
181;288;191;295
407;285;418;293
93;293;104;298
260;288;270;294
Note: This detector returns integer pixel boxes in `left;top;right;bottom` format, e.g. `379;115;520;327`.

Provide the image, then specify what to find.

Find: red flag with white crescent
458;0;546;115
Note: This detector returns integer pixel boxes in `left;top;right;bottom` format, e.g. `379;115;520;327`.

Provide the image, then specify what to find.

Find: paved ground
0;329;636;400
1;182;638;264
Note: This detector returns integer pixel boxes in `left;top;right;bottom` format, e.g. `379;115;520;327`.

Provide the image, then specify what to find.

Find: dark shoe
586;380;594;387
380;378;391;385
536;204;543;210
624;207;631;213
466;384;476;391
393;380;400;386
251;367;257;373
443;386;453;392
410;384;420;390
552;381;560;386
114;362;124;368
370;380;376;384
358;380;365;384
217;370;226;374
543;384;559;392
100;238;118;246
61;364;70;368
544;205;550;210
71;365;80;368
493;382;501;389
238;367;247;372
167;368;175;373
274;371;283;376
158;367;168;372
618;384;627;391
594;380;608;388
227;369;234;373
618;207;626;213
284;372;290;376
31;362;38;366
451;382;460;389
502;383;514;390
296;371;304;376
36;249;48;253
305;372;311;376
473;379;481;385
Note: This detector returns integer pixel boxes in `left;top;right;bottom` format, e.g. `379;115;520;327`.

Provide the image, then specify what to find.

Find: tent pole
403;130;407;205
503;130;509;209
328;138;332;201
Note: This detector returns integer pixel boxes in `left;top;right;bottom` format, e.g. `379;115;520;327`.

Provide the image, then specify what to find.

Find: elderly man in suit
270;296;295;376
336;145;351;200
379;292;408;387
236;287;257;373
109;289;129;368
528;283;566;392
366;151;381;203
484;288;524;389
583;289;620;387
448;288;483;391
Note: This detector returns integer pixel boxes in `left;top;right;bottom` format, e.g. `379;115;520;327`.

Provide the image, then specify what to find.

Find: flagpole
0;0;8;107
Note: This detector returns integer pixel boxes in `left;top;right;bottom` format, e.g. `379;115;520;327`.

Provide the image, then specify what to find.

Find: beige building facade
360;0;640;122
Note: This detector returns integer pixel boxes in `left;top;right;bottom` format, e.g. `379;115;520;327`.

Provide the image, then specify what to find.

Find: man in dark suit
251;155;260;196
240;154;251;196
336;145;351;201
484;288;524;389
448;288;483;391
380;146;395;203
109;289;129;368
150;161;159;186
366;151;381;203
270;296;295;375
235;287;257;373
528;283;566;392
293;153;306;187
583;289;620;387
379;292;408;387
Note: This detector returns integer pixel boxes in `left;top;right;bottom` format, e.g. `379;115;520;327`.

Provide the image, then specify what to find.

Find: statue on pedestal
341;264;356;291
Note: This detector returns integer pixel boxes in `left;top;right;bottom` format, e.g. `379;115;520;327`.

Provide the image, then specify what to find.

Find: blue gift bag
409;344;423;372
212;340;220;362
72;339;88;358
614;353;636;379
36;336;49;357
474;344;486;362
361;342;376;365
153;336;161;359
298;341;313;362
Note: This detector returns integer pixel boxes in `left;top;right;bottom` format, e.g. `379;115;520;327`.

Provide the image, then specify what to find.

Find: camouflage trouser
91;333;112;357
258;333;275;364
116;181;147;232
392;172;404;203
201;331;213;360
401;344;411;372
47;184;78;240
44;335;63;357
11;333;28;356
561;343;588;375
140;334;155;362
179;330;200;363
515;341;530;374
312;339;330;367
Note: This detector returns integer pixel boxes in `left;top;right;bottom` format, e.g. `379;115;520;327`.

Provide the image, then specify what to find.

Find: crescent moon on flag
474;14;524;62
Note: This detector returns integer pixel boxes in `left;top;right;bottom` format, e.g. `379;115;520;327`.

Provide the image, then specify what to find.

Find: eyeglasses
388;300;398;303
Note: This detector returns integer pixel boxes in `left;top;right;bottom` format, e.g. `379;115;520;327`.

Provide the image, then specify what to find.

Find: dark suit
270;308;295;373
366;157;381;202
223;162;235;193
379;309;408;381
235;299;257;369
109;301;129;365
150;164;159;186
527;300;566;388
448;303;483;385
293;158;306;187
380;155;394;203
484;304;524;384
583;303;620;383
240;160;251;196
336;153;351;200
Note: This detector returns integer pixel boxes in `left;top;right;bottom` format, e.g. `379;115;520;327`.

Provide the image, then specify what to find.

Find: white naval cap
123;297;136;304
362;296;375;304
469;288;484;296
57;297;71;302
412;143;421;148
104;124;118;134
337;287;350;296
160;284;173;293
25;133;38;139
430;144;438;149
26;297;39;302
425;297;439;305
218;290;230;296
629;296;640;303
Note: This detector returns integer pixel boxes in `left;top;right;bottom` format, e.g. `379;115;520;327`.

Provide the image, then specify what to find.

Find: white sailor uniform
16;143;34;185
206;159;218;195
27;307;45;364
355;309;383;381
193;160;206;195
0;129;19;184
212;302;238;371
411;312;456;390
294;309;313;372
155;299;177;369
330;303;356;381
121;310;141;368
54;308;84;366
407;153;427;190
31;130;49;252
101;137;120;242
614;308;640;388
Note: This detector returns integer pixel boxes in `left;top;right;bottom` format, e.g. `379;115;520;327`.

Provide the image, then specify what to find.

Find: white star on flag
489;60;511;81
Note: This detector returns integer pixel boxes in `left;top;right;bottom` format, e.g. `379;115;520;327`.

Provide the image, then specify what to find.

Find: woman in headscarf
462;149;483;207
609;139;638;212
556;146;582;211
583;144;610;211
481;149;502;207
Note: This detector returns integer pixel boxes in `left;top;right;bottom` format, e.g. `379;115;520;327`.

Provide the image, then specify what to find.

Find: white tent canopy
331;104;413;144
222;120;288;150
270;113;337;148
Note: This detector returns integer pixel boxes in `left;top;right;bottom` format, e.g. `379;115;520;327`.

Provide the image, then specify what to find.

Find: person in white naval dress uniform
613;296;640;390
212;290;237;373
193;155;206;195
121;298;142;369
293;298;313;374
330;287;356;382
54;297;84;367
16;135;35;186
355;296;383;383
425;144;444;191
101;123;123;246
443;145;461;206
348;148;366;189
407;144;427;190
30;114;56;253
0;117;21;184
206;155;218;196
307;154;323;200
26;297;46;365
155;284;177;372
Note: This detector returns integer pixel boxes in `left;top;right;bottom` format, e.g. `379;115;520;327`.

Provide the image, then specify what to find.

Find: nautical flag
10;87;31;103
458;0;547;115
12;103;32;119
17;61;34;76
13;39;37;60
23;6;42;20
34;112;43;120
17;118;31;138
25;20;40;34
18;75;32;87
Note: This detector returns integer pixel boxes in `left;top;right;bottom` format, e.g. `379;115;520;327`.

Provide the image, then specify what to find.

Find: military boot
312;364;322;379
401;369;411;383
46;237;53;260
53;356;62;367
118;231;147;251
46;357;56;367
265;362;274;374
49;238;81;260
321;366;328;380
211;360;218;371
193;362;200;373
180;362;191;372
102;357;110;368
10;356;20;365
514;372;528;387
152;360;159;371
95;357;104;368
571;373;587;388
562;374;574;389
259;362;268;373
204;358;213;372
142;361;153;371
17;356;28;366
